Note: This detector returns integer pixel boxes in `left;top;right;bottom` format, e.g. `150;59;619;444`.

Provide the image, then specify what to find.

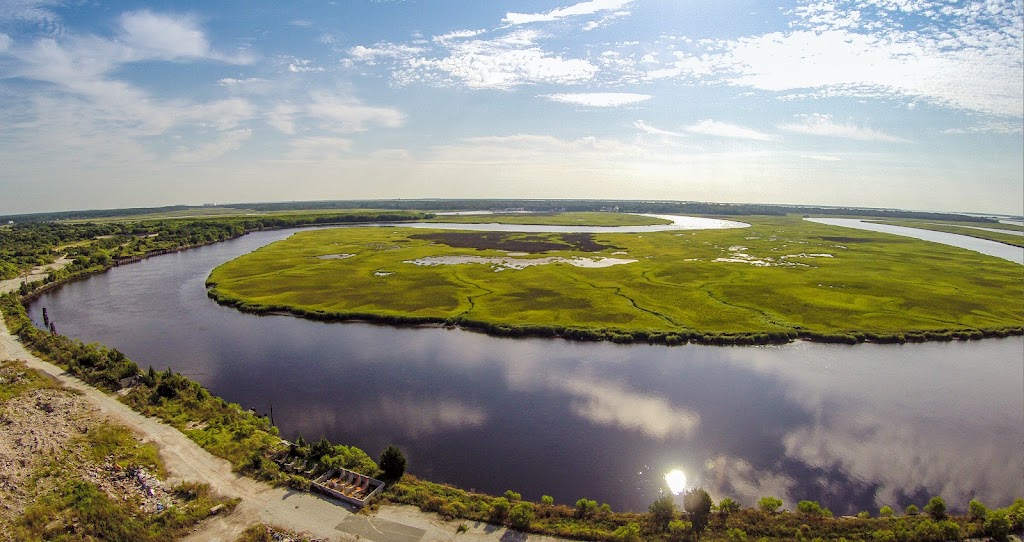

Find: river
26;222;1024;514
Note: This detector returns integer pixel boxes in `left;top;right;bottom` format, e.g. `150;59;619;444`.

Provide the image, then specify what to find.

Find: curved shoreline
205;286;1024;346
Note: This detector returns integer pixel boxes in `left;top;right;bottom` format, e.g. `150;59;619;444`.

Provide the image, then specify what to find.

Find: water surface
27;227;1024;514
806;218;1024;264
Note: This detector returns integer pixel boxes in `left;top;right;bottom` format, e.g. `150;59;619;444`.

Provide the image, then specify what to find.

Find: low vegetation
385;479;1024;541
0;359;236;541
427;211;673;226
207;214;1024;345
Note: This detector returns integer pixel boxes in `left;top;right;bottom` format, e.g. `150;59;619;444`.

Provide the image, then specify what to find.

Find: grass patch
426;211;672;226
207;215;1024;345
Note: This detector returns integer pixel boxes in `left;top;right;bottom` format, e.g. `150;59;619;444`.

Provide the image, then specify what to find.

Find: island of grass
426;211;673;227
205;214;1024;345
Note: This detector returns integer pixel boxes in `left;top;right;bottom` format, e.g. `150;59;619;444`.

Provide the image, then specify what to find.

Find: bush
612;522;641;542
985;510;1010;540
905;504;919;516
490;497;510;521
683;488;713;535
968;499;988;521
923;496;946;519
541;495;554;506
649;495;676;531
879;505;894;517
575;498;597;518
719;497;741;515
507;502;534;529
379;444;406;480
758;496;783;513
504;490;521;502
727;528;749;542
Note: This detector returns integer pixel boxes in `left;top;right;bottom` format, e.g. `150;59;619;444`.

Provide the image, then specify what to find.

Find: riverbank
6;229;1024;540
206;217;1024;347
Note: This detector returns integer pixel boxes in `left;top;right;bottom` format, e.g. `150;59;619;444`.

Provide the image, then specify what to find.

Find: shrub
541;495;554;506
379;444;406;480
612;522;641;542
905;504;919;516
490;497;510;521
575;498;597;518
758;496;783;513
923;496;946;519
504;490;521;502
507;502;534;530
727;528;749;542
649;495;676;531
719;497;741;515
985;510;1010;540
968;499;988;521
683;488;713;535
879;505;894;517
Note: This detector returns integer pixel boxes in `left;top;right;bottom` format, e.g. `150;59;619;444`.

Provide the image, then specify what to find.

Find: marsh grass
425;212;673;226
206;215;1024;345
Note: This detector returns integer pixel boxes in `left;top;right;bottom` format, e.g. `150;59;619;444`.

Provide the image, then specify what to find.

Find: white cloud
542;92;651;107
397;29;598;89
779;114;908;142
306;92;404;132
349;43;425;63
504;0;634;25
643;2;1023;118
117;11;252;64
634;120;684;137
172;128;251;162
802;154;843;162
685;120;776;141
432;29;487;43
287;58;325;72
0;33;10;52
942;120;1024;135
0;0;64;34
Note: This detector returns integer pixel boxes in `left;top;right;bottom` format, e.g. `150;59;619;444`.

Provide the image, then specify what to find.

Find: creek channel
26;217;1024;514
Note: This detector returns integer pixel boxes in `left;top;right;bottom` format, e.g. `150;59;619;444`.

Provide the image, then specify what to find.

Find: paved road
1;262;576;542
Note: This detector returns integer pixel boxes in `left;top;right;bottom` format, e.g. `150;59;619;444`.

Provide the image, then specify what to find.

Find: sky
0;0;1022;216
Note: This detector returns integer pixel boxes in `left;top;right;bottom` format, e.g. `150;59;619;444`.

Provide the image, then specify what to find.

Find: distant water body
806;218;1024;264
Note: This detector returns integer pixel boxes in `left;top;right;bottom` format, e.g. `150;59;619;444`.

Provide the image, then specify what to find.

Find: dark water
27;229;1024;514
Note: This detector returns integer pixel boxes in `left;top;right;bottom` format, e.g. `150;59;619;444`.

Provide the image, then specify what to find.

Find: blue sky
0;0;1021;215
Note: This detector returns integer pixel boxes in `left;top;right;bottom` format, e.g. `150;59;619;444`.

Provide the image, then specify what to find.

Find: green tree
490;497;510;521
758;496;783;513
985;510;1010;540
719;497;740;515
503;490;521;502
923;496;946;519
683;488;713;536
507;502;534;529
541;495;554;506
797;500;825;517
968;499;988;521
879;505;894;517
648;495;676;531
905;504;919;516
575;498;597;518
378;444;406;480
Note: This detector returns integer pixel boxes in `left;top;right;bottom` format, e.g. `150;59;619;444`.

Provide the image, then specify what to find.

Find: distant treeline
2;199;1002;224
0;211;428;280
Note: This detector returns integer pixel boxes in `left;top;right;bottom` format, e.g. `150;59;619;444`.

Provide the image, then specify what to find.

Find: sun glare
665;469;687;495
